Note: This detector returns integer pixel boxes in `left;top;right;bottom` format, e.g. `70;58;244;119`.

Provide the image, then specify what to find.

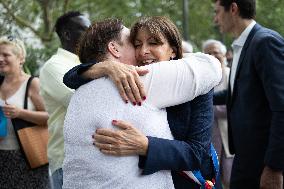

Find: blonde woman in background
0;36;50;188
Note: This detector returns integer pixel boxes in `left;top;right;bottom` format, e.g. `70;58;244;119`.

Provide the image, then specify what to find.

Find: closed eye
149;42;158;45
134;43;142;48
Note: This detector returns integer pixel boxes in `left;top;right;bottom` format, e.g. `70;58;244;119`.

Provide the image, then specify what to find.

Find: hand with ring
93;120;148;156
101;61;148;105
124;85;132;94
2;103;20;119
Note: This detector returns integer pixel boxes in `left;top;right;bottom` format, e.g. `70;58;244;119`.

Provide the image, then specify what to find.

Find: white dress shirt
230;20;256;93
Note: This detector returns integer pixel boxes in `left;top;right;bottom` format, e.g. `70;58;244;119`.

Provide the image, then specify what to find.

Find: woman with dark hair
63;17;220;189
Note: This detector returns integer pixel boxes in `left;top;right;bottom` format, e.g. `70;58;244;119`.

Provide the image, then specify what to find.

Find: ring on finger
109;144;112;151
124;86;131;91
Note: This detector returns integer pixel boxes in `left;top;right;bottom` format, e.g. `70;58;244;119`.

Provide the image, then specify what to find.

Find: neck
232;18;254;38
106;52;121;63
4;70;26;83
62;46;75;54
61;41;76;54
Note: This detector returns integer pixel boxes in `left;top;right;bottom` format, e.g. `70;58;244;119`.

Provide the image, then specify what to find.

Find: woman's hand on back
93;120;149;156
103;61;148;105
84;61;149;105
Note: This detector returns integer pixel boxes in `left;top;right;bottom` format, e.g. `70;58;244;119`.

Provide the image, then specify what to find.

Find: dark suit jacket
214;23;284;187
63;63;214;189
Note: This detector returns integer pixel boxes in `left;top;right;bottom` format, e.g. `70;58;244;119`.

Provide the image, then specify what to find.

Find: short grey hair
202;39;227;55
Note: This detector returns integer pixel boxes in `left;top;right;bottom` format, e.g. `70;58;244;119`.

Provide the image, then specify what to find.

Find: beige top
39;48;81;174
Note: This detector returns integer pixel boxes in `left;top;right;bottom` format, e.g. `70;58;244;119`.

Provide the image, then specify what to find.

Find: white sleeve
141;52;222;109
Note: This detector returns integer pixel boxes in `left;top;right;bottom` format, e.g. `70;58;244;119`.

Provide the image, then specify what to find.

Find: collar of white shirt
232;20;256;48
57;48;80;64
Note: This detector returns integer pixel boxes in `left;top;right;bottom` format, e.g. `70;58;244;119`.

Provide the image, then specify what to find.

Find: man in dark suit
213;0;284;188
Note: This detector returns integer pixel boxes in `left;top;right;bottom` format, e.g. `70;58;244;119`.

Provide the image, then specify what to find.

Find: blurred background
0;0;283;75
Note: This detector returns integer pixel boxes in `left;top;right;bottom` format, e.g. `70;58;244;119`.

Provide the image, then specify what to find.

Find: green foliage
256;0;284;36
1;0;284;73
24;45;56;76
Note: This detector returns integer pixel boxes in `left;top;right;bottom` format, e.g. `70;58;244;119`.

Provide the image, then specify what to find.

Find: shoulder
26;77;41;100
248;28;284;58
253;25;284;46
29;77;40;92
41;55;67;71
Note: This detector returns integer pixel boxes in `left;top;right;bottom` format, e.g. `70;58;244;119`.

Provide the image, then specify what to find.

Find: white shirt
39;48;80;174
62;53;222;189
230;20;256;93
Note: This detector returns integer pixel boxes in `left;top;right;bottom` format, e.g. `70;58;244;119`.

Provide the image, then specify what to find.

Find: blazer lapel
229;24;262;105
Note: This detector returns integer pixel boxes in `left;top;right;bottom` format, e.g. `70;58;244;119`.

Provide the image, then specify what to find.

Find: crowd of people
0;0;283;189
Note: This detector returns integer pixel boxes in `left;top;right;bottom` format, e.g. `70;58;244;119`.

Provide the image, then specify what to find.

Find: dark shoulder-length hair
130;16;183;59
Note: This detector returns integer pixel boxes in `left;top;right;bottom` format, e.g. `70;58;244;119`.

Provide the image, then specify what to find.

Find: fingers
95;128;116;137
93;120;146;156
126;72;144;105
2;106;12;118
115;79;129;104
2;105;17;118
95;142;134;151
3;111;12;118
108;63;146;105
100;149;136;156
111;120;132;130
94;140;137;156
94;133;117;144
133;75;146;102
121;78;136;105
124;68;147;105
94;131;136;156
95;120;131;140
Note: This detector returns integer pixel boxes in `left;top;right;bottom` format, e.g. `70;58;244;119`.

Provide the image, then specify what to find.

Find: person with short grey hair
202;39;227;66
203;39;233;189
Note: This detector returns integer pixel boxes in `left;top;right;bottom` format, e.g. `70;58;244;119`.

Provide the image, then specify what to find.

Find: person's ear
107;41;121;58
63;30;71;41
171;47;177;59
231;2;239;16
19;55;25;68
